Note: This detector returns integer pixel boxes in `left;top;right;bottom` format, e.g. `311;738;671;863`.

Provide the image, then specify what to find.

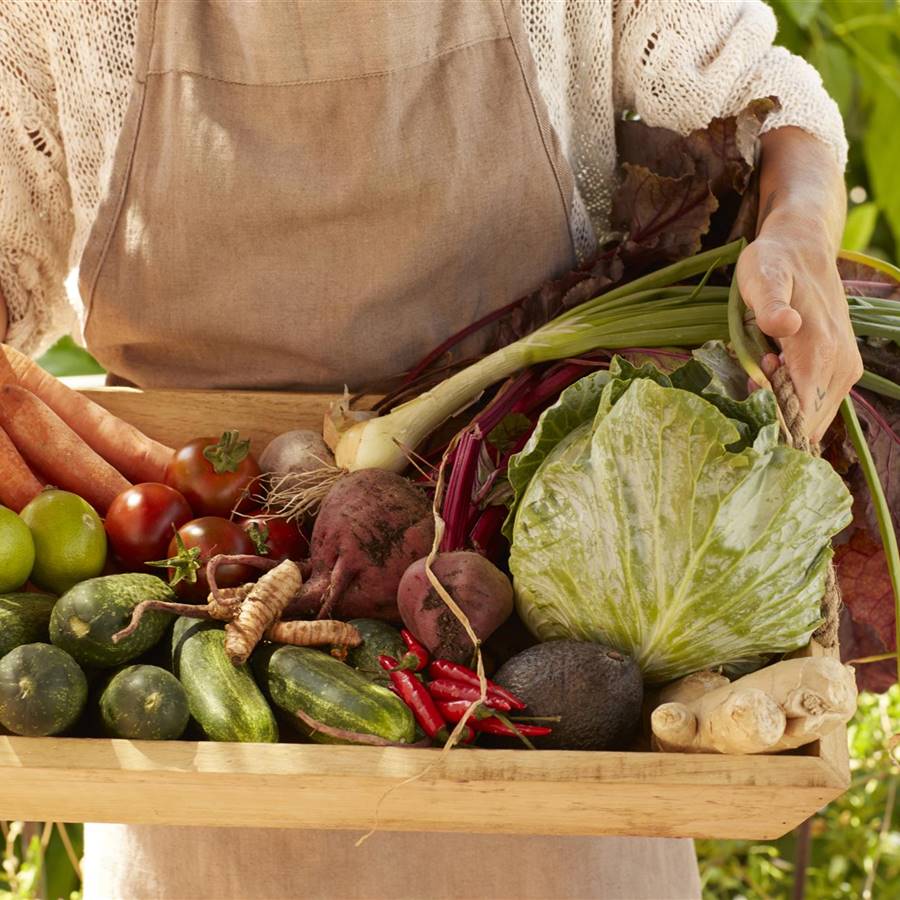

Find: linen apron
79;0;701;896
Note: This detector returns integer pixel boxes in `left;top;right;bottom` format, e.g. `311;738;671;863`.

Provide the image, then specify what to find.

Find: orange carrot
0;424;43;512
0;385;131;513
0;345;173;482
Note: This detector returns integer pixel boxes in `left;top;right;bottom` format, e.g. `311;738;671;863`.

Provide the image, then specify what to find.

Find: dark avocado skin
494;640;643;750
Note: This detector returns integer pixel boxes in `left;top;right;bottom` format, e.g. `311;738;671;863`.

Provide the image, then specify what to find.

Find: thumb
736;250;803;339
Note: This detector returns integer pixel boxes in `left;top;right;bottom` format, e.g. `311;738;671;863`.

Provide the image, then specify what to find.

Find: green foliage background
6;1;899;897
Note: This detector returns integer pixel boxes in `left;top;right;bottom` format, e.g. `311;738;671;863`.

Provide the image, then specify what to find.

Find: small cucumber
0;643;87;736
0;593;56;657
172;617;277;743
345;619;406;685
50;574;173;669
255;645;415;745
100;665;190;741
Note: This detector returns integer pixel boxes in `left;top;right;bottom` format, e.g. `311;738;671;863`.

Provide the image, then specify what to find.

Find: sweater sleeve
0;2;79;356
612;0;848;169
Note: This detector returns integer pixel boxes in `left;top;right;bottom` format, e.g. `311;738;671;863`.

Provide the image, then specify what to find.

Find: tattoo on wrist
814;386;827;412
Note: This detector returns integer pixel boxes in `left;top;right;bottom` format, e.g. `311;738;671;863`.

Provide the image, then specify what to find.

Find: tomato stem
203;430;252;474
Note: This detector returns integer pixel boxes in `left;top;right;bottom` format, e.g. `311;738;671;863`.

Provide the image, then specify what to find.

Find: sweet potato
0;345;173;482
397;551;514;664
0;385;131;513
284;469;434;621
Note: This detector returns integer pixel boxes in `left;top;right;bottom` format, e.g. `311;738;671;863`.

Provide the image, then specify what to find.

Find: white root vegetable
260;429;335;478
259;429;343;520
651;657;857;754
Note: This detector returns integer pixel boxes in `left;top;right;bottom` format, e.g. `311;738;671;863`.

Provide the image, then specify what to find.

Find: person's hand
736;215;862;441
738;128;863;443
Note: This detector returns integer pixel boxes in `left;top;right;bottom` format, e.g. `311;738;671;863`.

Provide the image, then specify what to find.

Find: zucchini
172;617;277;743
50;574;173;669
0;593;56;657
0;643;87;736
255;645;415;745
345;619;406;685
100;665;190;741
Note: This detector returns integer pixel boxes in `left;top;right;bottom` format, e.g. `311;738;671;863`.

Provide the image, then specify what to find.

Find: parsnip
651;657;857;754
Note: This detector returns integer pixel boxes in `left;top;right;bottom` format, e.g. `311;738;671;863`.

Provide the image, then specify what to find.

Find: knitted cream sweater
0;0;846;356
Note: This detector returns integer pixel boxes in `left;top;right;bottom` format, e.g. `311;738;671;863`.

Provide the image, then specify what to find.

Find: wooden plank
0;738;846;839
81;387;346;451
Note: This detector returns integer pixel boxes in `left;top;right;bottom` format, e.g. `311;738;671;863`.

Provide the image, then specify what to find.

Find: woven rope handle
770;367;841;647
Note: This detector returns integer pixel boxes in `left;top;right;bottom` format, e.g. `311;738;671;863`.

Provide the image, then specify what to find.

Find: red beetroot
397;550;514;664
284;469;434;621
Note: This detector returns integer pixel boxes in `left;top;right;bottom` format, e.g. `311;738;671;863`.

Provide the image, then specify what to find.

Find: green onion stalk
335;240;900;472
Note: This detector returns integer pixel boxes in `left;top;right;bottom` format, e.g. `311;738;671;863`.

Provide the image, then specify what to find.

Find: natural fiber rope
770;367;841;647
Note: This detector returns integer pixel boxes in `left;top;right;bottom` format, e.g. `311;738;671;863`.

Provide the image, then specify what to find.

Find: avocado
493;640;643;750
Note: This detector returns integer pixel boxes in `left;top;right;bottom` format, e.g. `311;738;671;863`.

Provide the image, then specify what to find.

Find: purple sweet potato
285;469;434;621
397;551;514;664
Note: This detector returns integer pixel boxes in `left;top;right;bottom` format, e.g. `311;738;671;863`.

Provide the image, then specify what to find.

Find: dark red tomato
166;516;257;600
105;483;193;570
242;516;308;561
165;430;261;518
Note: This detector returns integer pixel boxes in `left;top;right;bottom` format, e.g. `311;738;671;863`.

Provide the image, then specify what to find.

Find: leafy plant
770;0;900;256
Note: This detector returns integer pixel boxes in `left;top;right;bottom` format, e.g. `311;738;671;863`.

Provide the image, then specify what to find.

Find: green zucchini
255;645;415;745
0;643;87;736
100;665;190;741
172;617;277;743
50;574;173;669
345;619;406;685
0;593;56;657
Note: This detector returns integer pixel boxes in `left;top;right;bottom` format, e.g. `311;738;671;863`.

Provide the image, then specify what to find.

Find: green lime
20;490;107;594
0;506;35;592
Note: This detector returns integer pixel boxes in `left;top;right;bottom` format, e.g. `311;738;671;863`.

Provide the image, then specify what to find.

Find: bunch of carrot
0;346;174;513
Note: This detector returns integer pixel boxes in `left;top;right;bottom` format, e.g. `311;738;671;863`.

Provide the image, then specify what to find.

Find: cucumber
255;645;415;745
172;617;277;743
345;619;406;685
50;574;173;669
0;643;87;736
0;593;56;657
100;665;190;741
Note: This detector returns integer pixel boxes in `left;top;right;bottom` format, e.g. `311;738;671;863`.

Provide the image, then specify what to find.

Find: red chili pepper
427;679;512;711
428;659;527;710
389;669;448;741
399;630;430;672
378;654;399;672
470;719;552;738
435;700;492;723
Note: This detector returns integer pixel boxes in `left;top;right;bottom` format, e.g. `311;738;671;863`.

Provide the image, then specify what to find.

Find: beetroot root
284;469;434;621
397;551;514;664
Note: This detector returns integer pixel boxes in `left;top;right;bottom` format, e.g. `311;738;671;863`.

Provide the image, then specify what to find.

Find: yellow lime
0;506;35;592
20;490;107;594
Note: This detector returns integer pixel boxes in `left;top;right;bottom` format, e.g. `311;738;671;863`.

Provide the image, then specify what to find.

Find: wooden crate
0;388;851;838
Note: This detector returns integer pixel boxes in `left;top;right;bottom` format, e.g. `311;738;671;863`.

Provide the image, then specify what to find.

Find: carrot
0;385;131;513
0;345;173;482
0;424;43;512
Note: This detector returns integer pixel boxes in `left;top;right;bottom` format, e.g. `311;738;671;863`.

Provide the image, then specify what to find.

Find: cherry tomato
161;516;257;600
242;516;308;561
105;483;193;570
165;431;261;518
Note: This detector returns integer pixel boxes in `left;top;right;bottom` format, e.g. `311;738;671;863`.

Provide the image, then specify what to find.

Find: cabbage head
509;368;852;683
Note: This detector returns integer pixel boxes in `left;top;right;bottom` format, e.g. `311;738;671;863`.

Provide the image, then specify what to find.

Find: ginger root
651;657;857;754
113;555;361;665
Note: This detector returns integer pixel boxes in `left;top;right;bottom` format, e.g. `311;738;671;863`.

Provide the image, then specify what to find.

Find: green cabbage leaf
510;373;853;682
